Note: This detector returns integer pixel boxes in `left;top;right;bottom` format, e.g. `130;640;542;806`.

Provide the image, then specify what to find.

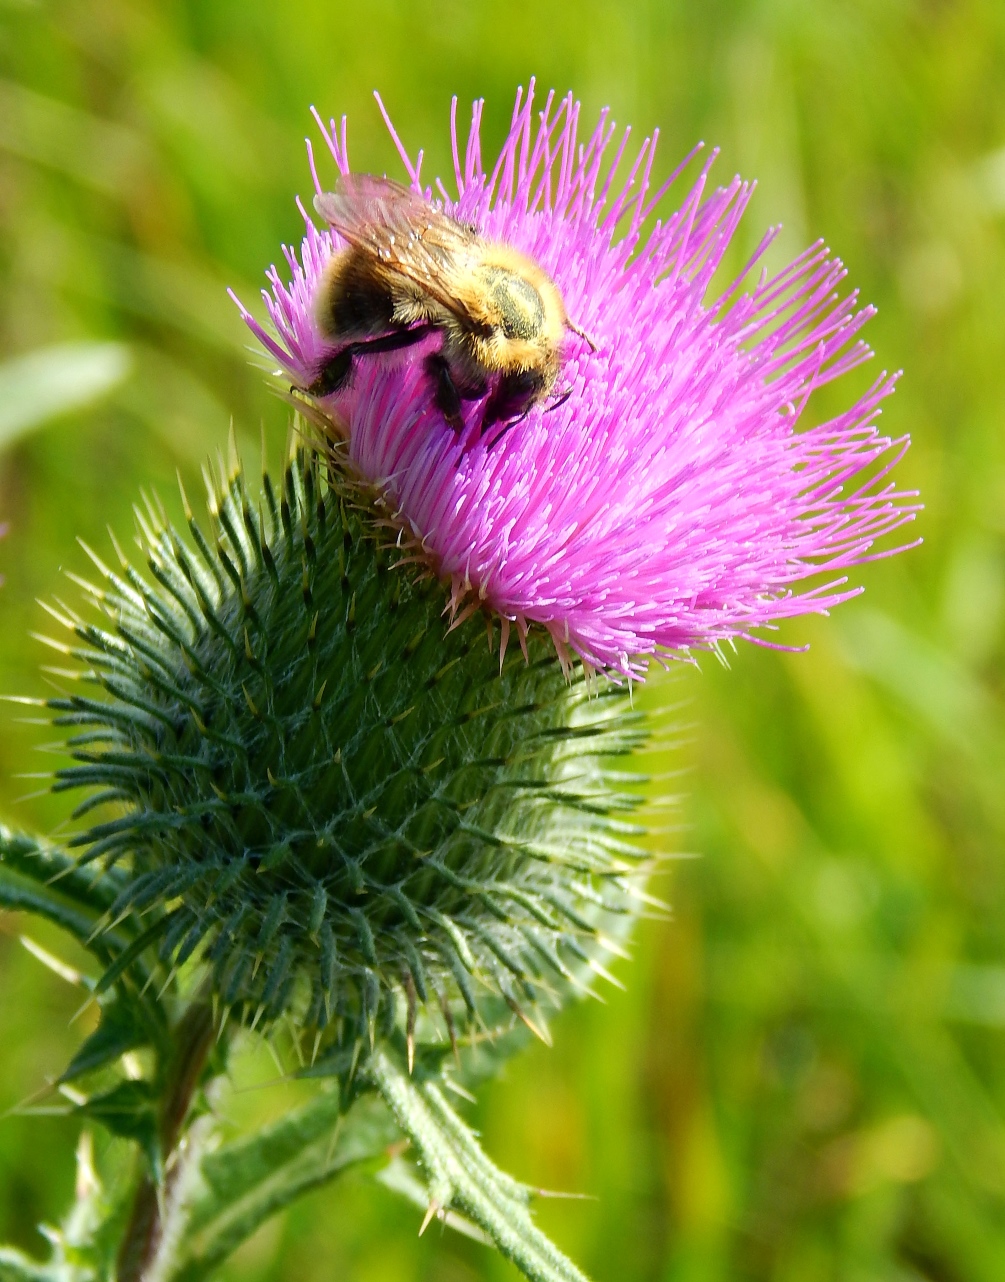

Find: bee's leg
483;388;568;446
484;413;529;450
540;384;574;415
307;326;435;399
352;324;436;358
481;369;546;435
425;354;467;430
545;388;572;415
306;348;354;398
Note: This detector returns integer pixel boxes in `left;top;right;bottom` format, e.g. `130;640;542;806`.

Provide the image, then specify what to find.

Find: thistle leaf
77;1080;159;1170
0;853;107;950
0;827;127;910
377;1157;491;1244
174;1091;399;1280
369;1048;590;1282
59;996;149;1083
192;1084;346;1214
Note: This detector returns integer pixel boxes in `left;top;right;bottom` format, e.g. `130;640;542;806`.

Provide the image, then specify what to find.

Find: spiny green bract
45;448;647;1048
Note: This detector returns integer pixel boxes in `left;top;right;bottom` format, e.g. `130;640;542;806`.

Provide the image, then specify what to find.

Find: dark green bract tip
46;447;647;1048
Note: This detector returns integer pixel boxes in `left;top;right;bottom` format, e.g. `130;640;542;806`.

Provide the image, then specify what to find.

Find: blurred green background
0;1;1003;1279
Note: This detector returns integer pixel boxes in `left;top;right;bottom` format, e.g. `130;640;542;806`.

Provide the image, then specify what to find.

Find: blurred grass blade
0;78;149;196
369;1049;591;1282
945;965;1005;1026
0;342;131;449
80;238;248;355
0;1247;56;1281
838;608;993;752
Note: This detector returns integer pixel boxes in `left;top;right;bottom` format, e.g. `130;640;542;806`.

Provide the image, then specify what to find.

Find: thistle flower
235;84;918;677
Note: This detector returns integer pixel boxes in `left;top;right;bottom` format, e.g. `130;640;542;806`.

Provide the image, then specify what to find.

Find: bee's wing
313;174;478;315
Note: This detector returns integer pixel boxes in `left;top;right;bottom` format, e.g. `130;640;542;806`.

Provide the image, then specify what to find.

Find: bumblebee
309;173;593;432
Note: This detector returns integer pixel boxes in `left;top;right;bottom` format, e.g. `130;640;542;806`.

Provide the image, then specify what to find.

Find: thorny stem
115;998;217;1282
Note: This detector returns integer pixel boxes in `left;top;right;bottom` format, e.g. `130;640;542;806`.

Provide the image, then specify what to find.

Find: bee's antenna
566;319;598;352
484;416;524;451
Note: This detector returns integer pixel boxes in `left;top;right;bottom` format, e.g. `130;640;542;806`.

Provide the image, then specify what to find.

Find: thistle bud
47;451;646;1049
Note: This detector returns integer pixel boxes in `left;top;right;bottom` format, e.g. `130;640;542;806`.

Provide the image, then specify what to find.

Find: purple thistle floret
233;84;919;677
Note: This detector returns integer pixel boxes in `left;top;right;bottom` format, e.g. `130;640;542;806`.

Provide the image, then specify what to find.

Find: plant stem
115;998;217;1282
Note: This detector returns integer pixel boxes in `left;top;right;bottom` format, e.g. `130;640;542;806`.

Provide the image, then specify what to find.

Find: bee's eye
482;267;545;340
